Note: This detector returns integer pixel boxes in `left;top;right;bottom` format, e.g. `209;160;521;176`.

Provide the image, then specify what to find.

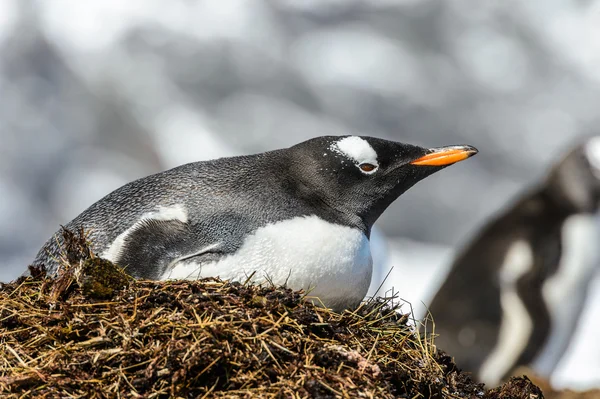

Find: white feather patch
102;204;188;262
331;136;378;167
162;215;373;311
478;240;534;386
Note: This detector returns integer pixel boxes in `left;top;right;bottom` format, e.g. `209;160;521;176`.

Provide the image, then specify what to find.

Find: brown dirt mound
513;369;600;399
0;228;544;398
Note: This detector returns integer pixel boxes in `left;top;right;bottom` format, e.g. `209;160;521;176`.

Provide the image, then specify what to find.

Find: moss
77;257;132;299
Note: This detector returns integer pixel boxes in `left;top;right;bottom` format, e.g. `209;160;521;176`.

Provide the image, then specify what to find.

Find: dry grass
0;228;543;398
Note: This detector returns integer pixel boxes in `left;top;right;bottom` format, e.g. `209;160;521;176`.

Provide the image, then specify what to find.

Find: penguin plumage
32;135;477;311
427;137;600;386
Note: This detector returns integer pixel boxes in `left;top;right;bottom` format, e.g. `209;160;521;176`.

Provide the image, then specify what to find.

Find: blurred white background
1;0;599;390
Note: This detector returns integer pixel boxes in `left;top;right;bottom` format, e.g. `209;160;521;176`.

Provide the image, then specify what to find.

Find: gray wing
114;211;261;280
115;219;224;280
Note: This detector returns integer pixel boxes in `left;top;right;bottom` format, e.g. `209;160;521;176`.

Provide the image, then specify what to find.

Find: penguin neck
537;185;594;220
314;194;371;236
282;168;369;235
358;183;412;233
294;180;369;235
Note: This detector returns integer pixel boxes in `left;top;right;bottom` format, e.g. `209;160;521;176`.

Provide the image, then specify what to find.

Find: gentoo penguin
427;137;600;386
32;135;477;311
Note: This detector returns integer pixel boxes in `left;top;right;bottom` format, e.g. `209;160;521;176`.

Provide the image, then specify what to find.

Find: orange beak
410;145;478;167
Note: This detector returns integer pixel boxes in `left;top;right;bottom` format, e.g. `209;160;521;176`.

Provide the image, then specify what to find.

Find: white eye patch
330;136;379;174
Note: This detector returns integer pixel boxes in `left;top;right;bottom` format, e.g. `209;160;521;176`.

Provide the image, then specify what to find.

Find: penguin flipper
114;218;220;280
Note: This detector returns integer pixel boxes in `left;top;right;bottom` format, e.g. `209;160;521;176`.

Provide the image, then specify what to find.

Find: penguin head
546;136;600;213
287;136;478;231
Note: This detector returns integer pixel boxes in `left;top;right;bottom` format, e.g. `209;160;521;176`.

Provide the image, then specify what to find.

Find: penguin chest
164;215;373;311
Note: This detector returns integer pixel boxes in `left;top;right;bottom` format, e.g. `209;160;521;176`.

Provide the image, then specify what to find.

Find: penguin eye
359;163;377;173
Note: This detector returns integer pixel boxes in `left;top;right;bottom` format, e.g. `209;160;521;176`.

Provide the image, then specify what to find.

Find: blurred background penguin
426;138;600;387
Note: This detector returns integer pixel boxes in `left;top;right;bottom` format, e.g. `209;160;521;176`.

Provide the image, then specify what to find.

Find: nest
0;228;544;398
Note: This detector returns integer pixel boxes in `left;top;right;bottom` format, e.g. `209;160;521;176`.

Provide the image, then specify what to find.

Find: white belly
162;215;373;311
531;215;600;377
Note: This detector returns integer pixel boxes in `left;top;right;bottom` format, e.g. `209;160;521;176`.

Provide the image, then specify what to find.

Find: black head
545;136;600;214
286;135;478;232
